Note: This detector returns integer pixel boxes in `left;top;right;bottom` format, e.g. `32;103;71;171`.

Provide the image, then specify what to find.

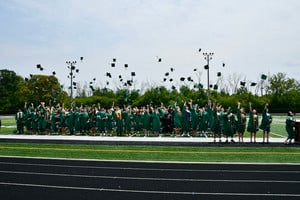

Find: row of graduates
16;100;272;142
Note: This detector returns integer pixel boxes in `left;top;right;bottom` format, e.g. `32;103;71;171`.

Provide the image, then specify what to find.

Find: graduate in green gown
236;102;247;143
259;104;272;143
247;102;259;143
284;111;296;144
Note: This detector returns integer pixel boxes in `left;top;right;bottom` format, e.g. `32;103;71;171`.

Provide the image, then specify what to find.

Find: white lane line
0;161;299;174
0;182;299;197
0;170;299;184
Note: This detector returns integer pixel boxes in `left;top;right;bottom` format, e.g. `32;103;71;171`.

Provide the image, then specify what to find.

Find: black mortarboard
217;72;221;77
111;63;115;67
251;82;257;86
124;64;128;68
222;63;225;67
73;82;77;86
127;80;132;86
165;72;169;76
76;69;79;73
36;64;41;68
193;68;197;71
163;78;167;82
124;83;127;86
40;67;44;71
71;66;76;70
169;78;173;82
131;72;136;76
74;87;77;89
119;75;122;79
113;58;116;62
93;78;96;81
90;82;93;84
261;74;267;80
204;65;209;70
30;74;33;77
158;58;162;62
240;81;246;86
106;72;112;78
187;77;192;81
80;57;84;61
106;81;109;85
52;71;56;75
213;84;218;90
170;67;174;72
120;78;123;82
210;84;213;88
198;48;201;52
180;77;185;81
172;86;176;90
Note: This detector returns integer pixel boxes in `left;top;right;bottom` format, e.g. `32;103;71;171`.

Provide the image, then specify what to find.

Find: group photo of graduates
15;98;295;144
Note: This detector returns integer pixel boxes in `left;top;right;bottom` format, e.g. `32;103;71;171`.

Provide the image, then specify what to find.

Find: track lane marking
0;182;299;197
0;170;299;183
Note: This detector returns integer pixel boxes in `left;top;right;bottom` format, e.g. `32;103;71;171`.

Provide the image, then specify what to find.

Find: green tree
17;74;68;106
0;69;24;113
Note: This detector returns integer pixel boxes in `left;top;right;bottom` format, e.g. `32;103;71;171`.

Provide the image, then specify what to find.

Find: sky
1;0;300;94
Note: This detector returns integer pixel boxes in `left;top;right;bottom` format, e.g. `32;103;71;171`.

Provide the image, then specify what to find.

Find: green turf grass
0;143;299;163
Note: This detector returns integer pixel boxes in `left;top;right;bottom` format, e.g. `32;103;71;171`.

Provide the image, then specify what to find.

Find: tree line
0;69;299;114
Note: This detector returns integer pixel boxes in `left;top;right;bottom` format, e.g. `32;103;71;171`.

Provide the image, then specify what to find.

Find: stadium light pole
203;52;214;103
66;61;79;100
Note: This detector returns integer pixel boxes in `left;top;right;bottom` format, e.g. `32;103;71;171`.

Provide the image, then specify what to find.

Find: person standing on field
285;111;296;144
259;103;272;144
247;102;259;143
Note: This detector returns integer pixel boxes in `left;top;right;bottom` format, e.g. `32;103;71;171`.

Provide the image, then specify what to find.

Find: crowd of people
14;100;296;144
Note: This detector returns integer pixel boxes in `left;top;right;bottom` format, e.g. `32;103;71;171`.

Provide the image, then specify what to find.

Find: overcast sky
1;0;300;92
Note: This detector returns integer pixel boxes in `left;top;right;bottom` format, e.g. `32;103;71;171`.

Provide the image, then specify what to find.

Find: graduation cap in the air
250;82;257;86
75;69;79;73
171;85;176;90
210;84;213;88
80;57;84;61
131;72;136;76
180;77;185;81
112;58;116;62
119;75;122;79
170;67;174;72
198;48;201;52
204;65;209;70
169;78;173;82
106;81;109;85
40;67;44;71
261;74;267;80
217;72;221;77
89;82;93;85
158;58;162;62
111;63;115;67
213;84;218;90
52;71;56;76
30;74;33;77
71;66;76;70
36;64;41;69
124;64;128;68
73;82;77;86
187;77;192;82
222;63;225;67
165;72;169;76
120;78;123;82
193;68;197;71
163;78;167;82
106;72;112;78
240;81;246;86
93;78;96;81
127;80;132;86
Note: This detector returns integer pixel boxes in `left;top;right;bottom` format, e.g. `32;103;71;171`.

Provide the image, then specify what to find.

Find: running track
0;157;299;200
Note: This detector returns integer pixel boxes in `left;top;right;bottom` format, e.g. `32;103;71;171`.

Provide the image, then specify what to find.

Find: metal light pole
66;61;79;100
203;52;214;103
